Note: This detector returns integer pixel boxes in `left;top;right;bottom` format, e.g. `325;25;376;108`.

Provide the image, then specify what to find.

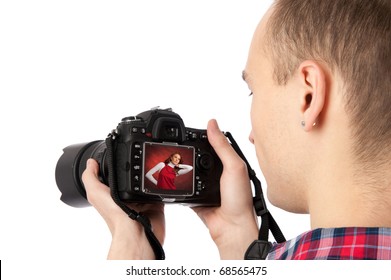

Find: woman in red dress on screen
145;153;193;190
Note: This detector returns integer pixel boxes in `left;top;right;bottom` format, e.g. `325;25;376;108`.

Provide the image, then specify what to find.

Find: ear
298;60;327;132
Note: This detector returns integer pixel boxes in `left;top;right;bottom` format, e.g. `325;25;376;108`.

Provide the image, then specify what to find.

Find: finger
207;119;244;168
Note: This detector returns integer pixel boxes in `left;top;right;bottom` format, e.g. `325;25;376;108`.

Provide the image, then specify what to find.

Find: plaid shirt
267;227;391;260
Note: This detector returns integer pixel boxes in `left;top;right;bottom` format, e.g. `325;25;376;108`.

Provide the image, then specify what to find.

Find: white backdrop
0;0;310;271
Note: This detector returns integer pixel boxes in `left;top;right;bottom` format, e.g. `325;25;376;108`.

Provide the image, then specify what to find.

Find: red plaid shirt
267;227;391;260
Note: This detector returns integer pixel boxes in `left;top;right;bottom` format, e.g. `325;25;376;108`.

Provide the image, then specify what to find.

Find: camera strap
105;133;166;260
224;132;286;260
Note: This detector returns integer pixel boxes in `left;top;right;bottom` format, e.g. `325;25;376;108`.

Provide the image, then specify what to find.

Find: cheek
250;99;272;172
251;96;290;189
250;95;274;152
250;96;267;137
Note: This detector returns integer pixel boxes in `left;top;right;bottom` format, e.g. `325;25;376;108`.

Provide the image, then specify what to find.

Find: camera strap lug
108;129;119;140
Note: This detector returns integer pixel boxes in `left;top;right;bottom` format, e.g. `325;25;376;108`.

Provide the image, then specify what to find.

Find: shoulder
268;227;391;260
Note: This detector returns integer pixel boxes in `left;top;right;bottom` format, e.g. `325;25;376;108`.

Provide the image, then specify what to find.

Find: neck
308;168;391;229
304;103;391;229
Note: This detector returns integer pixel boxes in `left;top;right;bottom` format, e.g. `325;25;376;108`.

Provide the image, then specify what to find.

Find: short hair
265;0;391;165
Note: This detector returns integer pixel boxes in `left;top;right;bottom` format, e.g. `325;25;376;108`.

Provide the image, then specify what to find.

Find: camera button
197;180;206;191
133;142;141;149
133;165;141;170
197;153;214;170
133;154;141;161
190;132;197;140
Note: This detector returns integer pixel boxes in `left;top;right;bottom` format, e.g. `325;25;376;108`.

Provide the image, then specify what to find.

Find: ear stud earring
301;121;317;128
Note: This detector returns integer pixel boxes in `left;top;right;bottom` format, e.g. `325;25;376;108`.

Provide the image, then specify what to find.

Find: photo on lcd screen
142;142;195;196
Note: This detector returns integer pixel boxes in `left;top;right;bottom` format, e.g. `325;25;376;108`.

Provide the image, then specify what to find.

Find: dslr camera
55;107;222;207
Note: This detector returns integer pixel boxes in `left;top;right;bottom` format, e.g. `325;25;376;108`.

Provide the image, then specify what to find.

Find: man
82;0;391;259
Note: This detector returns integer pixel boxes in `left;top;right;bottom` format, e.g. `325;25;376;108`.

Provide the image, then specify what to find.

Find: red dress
156;164;176;190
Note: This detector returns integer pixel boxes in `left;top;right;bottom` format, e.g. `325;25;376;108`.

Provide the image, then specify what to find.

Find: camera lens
55;140;107;207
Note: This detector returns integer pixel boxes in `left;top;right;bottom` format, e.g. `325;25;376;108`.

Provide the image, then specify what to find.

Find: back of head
265;0;391;169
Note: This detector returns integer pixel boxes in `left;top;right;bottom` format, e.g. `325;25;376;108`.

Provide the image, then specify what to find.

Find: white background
0;0;313;276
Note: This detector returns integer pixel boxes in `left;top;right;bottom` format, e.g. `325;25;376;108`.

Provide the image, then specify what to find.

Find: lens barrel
55;140;104;207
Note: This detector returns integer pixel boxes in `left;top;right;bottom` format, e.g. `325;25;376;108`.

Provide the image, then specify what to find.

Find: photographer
82;0;391;260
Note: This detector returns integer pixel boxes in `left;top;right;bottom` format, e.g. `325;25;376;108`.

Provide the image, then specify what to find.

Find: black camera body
55;108;222;207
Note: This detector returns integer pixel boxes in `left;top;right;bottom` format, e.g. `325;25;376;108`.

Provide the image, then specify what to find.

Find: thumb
207;119;242;168
82;158;100;183
82;158;109;196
